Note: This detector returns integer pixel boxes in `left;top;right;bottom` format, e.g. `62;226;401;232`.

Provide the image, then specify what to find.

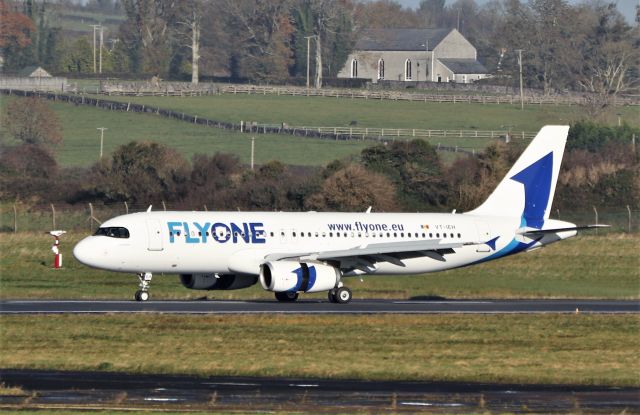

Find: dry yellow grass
1;314;638;386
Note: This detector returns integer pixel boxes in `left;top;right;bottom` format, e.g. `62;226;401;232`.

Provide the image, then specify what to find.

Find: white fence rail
249;124;537;141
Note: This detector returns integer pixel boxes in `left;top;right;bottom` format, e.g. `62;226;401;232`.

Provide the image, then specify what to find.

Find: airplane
73;125;605;303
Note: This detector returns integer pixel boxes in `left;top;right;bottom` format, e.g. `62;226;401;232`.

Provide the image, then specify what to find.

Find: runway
1;298;638;314
1;369;638;413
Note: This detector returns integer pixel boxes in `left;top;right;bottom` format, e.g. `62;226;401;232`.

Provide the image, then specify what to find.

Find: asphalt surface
1;298;638;314
1;369;638;413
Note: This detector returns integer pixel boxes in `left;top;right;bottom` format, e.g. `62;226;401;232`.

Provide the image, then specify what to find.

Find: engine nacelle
180;274;257;290
259;261;339;293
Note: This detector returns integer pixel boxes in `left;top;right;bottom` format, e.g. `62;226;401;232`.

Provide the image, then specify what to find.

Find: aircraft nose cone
73;237;105;268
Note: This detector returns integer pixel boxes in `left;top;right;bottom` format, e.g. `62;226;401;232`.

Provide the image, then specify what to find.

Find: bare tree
175;0;203;84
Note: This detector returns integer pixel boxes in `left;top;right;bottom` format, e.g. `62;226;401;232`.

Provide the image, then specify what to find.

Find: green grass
1;314;638;386
2;101;371;168
1;232;637;300
98;93;640;130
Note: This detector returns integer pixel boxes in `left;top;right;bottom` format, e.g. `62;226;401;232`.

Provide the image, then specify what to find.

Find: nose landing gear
134;272;153;301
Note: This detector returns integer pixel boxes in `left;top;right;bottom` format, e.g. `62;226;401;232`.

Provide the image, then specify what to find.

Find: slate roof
355;28;453;51
438;58;488;74
18;66;51;77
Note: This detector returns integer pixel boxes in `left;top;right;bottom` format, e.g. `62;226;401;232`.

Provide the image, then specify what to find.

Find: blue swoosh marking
291;267;303;292
511;152;553;229
306;266;317;292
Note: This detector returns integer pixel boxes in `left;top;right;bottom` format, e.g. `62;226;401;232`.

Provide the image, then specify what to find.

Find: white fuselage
73;210;576;277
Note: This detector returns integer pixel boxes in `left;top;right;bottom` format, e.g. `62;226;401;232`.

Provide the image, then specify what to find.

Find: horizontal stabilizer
517;224;609;237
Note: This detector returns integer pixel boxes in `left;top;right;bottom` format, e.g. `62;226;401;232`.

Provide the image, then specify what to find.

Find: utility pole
89;25;101;73
250;137;255;170
515;49;525;111
304;35;316;90
89;24;102;73
99;25;104;74
97;127;108;159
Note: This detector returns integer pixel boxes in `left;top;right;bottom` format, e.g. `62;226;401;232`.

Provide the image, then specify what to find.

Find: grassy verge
0;232;637;300
1;314;638;386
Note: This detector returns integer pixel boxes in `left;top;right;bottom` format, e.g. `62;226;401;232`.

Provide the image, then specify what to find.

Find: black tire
327;290;337;303
134;290;141;301
275;291;299;302
334;287;352;304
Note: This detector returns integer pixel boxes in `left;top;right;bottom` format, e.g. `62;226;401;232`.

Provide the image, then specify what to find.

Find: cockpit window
94;227;130;238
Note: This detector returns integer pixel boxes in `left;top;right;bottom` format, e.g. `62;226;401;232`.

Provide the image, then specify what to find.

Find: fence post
162;201;167;211
89;203;94;233
628;205;632;234
51;203;56;230
13;203;17;233
124;201;129;214
593;206;598;234
556;208;560;219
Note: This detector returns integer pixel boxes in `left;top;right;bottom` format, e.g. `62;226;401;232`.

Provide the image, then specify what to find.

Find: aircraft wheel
135;290;149;302
275;291;298;302
334;287;352;304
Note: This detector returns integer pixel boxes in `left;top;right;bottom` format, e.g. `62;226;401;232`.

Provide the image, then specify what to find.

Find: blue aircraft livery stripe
510;151;554;229
307;266;317;292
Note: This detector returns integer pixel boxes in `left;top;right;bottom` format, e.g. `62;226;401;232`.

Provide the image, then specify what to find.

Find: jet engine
180;274;257;290
259;261;339;293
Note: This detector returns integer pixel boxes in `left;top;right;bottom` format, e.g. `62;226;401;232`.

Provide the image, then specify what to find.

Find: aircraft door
146;220;164;251
475;222;491;253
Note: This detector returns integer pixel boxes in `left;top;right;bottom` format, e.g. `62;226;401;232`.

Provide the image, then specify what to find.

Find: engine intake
259;261;339;293
180;274;257;290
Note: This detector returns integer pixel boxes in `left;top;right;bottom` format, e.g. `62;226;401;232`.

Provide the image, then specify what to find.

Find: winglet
147;205;153;212
365;206;372;213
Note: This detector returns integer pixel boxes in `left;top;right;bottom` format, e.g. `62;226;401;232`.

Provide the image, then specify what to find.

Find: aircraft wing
264;239;479;271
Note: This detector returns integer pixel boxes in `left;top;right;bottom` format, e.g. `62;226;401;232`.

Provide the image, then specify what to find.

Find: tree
361;140;447;210
89;141;189;204
299;0;356;87
0;0;36;69
174;0;204;84
187;152;241;208
305;164;399;212
354;1;422;29
221;0;295;82
575;4;639;115
2;97;62;148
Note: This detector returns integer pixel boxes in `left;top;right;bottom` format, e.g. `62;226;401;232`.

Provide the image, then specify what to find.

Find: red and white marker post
47;231;67;269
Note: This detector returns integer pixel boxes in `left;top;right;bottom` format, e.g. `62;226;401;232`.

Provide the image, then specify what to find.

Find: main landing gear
273;286;353;304
274;291;299;302
134;272;153;302
328;286;352;304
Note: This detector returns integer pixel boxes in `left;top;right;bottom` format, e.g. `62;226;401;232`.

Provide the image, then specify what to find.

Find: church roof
355;28;453;51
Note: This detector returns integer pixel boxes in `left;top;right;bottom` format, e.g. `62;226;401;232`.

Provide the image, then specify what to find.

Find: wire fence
0;89;530;155
2;202;638;234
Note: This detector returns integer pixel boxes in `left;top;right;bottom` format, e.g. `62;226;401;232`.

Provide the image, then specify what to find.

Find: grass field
99;93;640;130
1;232;637;300
100;94;573;131
11;101;373;168
1;314;638;386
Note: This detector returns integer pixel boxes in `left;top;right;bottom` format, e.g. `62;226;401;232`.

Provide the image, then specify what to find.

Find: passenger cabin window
94;227;130;238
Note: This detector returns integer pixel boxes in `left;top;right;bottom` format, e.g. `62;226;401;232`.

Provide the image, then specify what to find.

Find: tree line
1;0;638;96
1;97;638;215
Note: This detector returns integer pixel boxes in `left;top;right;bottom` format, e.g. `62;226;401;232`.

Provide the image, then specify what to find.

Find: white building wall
338;50;436;83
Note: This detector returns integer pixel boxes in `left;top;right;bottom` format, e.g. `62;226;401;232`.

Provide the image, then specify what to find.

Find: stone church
338;28;488;84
